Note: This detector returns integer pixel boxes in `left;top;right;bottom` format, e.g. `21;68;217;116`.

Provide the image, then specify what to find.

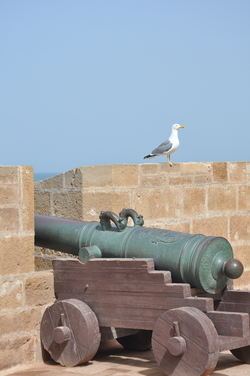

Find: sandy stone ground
1;340;250;376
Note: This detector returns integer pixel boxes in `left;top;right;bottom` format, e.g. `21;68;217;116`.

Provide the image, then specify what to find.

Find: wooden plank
90;299;213;321
54;273;172;291
220;290;250;302
218;302;250;315
55;276;190;296
53;258;156;271
53;262;172;290
218;291;250;314
57;291;214;327
87;258;156;270
99;319;155;330
56;291;213;311
206;311;249;337
54;268;172;284
219;335;250;352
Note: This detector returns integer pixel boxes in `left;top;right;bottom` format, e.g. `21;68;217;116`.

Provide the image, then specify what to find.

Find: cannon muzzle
35;209;243;294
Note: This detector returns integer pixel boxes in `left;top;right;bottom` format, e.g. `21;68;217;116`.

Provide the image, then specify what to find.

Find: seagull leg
167;155;173;167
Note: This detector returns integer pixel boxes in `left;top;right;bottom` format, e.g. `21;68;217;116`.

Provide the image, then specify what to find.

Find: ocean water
34;172;61;182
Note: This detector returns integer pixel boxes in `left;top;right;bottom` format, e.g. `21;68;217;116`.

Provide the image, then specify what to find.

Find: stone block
34;172;63;189
169;176;193;186
162;220;191;233
63;168;83;188
0;186;19;206
140;172;167;187
180;163;212;185
112;165;139;187
0;208;19;232
20;166;34;232
208;186;237;212
233;269;250;290
132;188;182;220
212;162;228;183
75;165;113;188
228;162;247;183
35;254;53;271
192;216;228;238
0;277;23;311
34;191;51;216
0;307;42;337
164;188;183;218
230;214;250;243
25;272;54;307
0;335;35;370
183;187;206;216
0;235;34;275
52;191;83;219
82;190;131;221
142;175;168;187
181;162;212;175
193;174;213;185
232;244;250;270
0;166;19;184
238;185;250;210
159;162;182;174
141;163;160;175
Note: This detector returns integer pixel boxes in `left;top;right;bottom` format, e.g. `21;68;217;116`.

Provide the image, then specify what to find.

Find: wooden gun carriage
41;257;250;376
36;209;249;375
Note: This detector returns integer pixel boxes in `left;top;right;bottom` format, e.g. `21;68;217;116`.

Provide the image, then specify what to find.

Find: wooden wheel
41;299;101;367
152;307;220;376
231;346;250;363
117;330;152;351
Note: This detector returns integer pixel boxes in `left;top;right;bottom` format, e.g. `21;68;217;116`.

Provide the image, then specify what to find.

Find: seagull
143;124;184;166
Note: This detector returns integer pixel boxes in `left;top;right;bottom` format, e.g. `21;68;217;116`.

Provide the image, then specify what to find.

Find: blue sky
1;1;250;173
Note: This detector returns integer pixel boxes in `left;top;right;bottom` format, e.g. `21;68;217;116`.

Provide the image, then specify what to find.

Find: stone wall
35;162;250;289
0;166;54;371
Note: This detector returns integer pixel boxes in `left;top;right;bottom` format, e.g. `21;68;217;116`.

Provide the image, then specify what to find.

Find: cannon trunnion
41;258;250;376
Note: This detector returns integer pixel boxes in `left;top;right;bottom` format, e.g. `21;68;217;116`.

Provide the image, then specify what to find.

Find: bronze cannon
35;208;243;294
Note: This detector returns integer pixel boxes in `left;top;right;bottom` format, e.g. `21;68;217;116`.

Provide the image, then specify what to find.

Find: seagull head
172;124;184;130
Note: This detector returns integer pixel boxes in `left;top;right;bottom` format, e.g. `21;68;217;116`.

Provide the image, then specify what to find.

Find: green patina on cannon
35;208;243;294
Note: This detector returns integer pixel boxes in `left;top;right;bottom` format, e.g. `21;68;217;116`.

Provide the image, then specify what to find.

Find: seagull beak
180;126;184;128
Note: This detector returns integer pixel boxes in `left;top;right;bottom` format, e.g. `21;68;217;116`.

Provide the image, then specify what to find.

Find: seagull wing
151;139;172;155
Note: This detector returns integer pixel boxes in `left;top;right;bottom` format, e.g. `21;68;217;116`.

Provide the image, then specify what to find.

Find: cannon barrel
35;209;243;294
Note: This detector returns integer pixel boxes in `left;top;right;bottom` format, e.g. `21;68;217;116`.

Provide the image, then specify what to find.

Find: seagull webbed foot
167;155;173;166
